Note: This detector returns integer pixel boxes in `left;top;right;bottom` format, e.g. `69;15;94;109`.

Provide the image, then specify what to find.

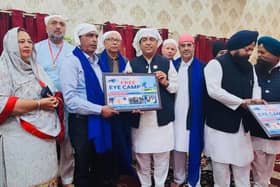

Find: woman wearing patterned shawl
0;27;64;186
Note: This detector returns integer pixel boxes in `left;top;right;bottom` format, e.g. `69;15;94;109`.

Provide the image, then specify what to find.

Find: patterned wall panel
1;0;280;40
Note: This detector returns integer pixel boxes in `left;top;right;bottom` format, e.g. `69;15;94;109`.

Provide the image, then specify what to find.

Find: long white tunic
251;136;280;154
173;59;192;152
125;59;178;153
204;59;261;166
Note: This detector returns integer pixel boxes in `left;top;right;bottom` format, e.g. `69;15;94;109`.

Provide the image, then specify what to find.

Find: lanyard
48;39;64;66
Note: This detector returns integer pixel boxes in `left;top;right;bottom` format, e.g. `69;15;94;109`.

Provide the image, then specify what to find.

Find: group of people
0;14;280;187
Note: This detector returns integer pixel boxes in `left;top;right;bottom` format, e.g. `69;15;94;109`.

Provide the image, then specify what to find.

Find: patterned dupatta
0;27;63;140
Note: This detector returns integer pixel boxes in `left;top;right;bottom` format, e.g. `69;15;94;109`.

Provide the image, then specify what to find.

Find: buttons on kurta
153;65;158;70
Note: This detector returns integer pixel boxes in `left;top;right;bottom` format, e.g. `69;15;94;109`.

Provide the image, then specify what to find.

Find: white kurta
125;59;178;153
251;136;280;154
173;59;192;152
204;59;261;166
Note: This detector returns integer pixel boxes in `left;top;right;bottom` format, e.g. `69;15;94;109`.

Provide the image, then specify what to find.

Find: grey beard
48;32;64;43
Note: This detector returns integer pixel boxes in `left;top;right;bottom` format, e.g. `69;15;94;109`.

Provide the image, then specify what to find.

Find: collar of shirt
49;39;64;48
111;56;119;62
180;57;193;68
81;50;99;65
146;58;152;64
273;60;280;69
143;55;154;64
269;60;280;73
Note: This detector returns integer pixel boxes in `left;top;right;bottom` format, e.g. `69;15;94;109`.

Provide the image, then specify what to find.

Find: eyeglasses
105;37;122;42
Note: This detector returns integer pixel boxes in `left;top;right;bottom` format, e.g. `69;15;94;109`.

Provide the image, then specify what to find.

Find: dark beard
232;54;252;73
255;58;274;74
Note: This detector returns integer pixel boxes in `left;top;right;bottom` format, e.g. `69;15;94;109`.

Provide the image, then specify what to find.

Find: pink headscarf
178;34;194;45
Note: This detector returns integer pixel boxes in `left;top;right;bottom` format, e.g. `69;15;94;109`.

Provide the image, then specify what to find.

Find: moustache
256;58;273;65
232;54;252;73
182;50;191;53
232;53;250;61
255;58;274;73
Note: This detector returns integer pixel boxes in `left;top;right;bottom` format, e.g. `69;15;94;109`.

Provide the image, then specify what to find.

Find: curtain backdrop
0;12;10;53
194;34;227;63
103;22;168;60
1;11;226;63
0;9;48;54
103;22;137;60
10;9;24;28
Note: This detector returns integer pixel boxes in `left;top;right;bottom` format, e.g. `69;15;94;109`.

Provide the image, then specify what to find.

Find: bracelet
37;100;41;110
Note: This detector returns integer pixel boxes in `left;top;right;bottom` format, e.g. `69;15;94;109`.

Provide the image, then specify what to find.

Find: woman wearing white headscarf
0;27;63;186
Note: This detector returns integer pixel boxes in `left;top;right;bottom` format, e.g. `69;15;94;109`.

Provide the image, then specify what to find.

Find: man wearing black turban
203;30;265;187
212;40;227;57
248;36;280;187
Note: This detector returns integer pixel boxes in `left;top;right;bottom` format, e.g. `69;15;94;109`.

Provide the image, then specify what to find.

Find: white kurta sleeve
0;66;13;113
166;61;178;93
204;59;243;110
252;66;262;99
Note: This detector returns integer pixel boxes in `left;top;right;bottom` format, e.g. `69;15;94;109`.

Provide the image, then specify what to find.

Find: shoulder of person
34;39;48;50
96;53;102;58
215;53;230;63
193;57;206;67
129;56;141;64
62;52;80;64
63;41;75;50
155;54;168;61
120;54;128;62
205;58;221;69
161;55;170;62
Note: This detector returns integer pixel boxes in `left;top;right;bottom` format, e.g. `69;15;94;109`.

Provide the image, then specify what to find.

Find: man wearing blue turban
204;30;265;187
249;36;280;187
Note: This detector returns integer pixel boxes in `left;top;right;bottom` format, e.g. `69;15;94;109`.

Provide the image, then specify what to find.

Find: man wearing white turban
97;30;136;184
60;23;119;186
125;28;178;187
35;14;75;187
